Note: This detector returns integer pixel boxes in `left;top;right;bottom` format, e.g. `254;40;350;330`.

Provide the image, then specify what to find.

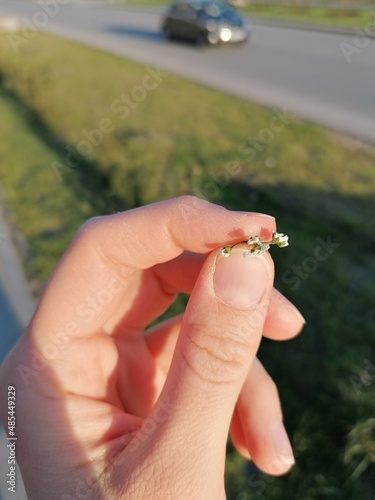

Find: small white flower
255;243;270;254
272;232;289;248
248;243;270;256
247;235;261;246
223;231;289;258
277;236;289;248
221;247;231;258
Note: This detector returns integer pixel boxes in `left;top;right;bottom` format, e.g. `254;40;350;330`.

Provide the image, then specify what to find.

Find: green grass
121;0;375;29
0;31;375;498
0;90;93;290
241;5;375;28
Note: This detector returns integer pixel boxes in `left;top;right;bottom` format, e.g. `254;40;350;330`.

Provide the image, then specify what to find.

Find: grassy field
0;31;375;498
123;0;375;29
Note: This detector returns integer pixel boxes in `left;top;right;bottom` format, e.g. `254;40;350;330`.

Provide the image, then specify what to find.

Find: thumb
145;246;274;489
176;246;274;400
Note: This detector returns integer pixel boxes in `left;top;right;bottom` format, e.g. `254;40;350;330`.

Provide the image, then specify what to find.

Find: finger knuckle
71;216;114;262
183;322;251;384
75;216;106;244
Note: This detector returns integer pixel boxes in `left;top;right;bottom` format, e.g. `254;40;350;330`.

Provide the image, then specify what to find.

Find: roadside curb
250;16;375;38
0;188;35;338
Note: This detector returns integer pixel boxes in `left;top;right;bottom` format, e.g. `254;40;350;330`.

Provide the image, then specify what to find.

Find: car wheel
163;24;173;41
196;33;208;47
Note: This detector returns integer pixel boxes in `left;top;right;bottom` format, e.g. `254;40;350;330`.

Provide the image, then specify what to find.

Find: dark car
161;0;250;45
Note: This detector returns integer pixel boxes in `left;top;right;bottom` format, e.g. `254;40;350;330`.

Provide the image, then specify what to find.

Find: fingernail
237;211;275;221
287;305;306;325
270;420;295;472
273;289;306;328
213;248;270;309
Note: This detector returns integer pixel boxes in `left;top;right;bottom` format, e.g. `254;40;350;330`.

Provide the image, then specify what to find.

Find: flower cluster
221;232;289;258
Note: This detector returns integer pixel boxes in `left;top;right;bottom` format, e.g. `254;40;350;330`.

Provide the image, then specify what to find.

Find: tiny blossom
247;235;261;246
221;246;232;257
272;232;289;248
222;231;289;258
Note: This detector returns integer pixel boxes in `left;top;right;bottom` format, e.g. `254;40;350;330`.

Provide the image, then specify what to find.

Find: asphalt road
0;0;374;142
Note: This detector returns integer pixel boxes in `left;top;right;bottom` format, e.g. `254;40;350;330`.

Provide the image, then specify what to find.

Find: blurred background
0;0;374;498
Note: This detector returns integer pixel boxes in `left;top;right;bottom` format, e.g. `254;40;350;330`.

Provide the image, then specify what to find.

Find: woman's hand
0;197;304;499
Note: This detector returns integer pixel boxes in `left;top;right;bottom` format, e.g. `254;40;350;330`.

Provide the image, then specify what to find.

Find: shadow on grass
0;84;126;217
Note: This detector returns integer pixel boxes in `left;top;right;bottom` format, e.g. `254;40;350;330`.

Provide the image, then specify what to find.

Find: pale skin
0;197;304;499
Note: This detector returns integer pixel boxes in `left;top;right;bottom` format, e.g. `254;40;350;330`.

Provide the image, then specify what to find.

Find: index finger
31;196;276;342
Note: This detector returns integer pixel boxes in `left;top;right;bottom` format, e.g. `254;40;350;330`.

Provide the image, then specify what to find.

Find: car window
173;3;196;19
170;1;234;19
187;1;234;17
190;1;205;11
203;2;233;17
